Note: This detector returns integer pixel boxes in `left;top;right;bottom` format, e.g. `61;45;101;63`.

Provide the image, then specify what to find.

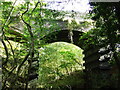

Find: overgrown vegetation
29;42;84;88
1;0;120;89
0;1;87;89
80;2;120;89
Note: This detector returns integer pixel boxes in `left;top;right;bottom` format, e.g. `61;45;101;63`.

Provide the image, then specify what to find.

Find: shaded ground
42;70;84;89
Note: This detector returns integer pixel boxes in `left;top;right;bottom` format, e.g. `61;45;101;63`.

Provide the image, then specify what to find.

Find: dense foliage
80;2;120;88
1;1;119;89
38;42;84;88
0;1;64;89
0;1;86;89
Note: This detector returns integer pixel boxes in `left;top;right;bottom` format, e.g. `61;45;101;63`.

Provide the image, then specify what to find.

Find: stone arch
33;29;85;80
30;29;111;89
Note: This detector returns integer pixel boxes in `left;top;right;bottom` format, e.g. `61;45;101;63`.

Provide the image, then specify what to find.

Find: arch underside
41;30;84;48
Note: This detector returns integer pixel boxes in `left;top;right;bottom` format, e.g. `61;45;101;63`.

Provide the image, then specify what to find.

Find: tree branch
17;52;30;76
21;2;35;89
1;39;9;65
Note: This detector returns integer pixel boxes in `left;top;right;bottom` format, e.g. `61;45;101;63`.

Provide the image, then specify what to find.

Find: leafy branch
1;1;17;66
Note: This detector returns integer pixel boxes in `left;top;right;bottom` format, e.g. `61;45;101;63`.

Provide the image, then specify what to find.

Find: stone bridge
5;18;113;89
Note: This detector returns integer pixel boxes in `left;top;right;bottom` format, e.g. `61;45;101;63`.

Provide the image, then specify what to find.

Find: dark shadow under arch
41;30;84;49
